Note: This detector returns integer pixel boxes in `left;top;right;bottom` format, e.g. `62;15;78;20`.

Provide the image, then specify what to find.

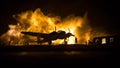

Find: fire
0;8;92;45
8;25;21;37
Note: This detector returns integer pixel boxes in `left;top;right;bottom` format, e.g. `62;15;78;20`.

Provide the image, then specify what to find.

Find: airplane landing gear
64;39;67;44
48;41;52;45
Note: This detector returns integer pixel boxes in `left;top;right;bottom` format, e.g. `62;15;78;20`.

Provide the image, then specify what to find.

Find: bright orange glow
68;36;75;44
0;8;94;45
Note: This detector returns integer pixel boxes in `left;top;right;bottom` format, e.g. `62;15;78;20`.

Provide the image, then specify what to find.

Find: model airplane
21;27;76;45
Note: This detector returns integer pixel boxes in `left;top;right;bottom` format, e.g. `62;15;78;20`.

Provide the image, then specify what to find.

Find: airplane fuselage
21;30;75;45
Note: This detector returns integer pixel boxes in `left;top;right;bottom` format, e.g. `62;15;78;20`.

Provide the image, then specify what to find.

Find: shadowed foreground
0;44;119;67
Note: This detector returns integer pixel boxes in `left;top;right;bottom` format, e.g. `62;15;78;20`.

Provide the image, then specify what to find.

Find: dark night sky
0;0;120;35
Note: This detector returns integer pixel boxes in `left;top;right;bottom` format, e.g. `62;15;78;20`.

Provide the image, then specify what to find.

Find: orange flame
0;8;93;45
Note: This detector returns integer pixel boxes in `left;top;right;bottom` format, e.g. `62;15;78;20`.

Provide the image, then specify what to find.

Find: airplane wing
21;32;48;38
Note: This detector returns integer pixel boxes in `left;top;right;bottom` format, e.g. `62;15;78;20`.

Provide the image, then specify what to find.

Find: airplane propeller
68;28;70;33
54;26;56;32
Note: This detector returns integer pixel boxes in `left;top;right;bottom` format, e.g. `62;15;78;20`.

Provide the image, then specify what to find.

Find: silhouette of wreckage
21;27;77;45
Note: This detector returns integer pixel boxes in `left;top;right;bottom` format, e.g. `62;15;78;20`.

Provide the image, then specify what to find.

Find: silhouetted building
89;35;120;47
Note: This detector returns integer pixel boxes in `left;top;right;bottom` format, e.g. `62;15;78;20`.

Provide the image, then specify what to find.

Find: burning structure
0;8;108;46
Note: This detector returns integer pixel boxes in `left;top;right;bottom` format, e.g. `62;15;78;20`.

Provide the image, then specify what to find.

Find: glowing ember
0;8;93;45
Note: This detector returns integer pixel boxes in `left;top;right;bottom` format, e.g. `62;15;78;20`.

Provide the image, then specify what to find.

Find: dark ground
0;44;119;67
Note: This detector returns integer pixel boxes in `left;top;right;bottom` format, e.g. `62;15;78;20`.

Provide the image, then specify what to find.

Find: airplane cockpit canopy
57;30;66;34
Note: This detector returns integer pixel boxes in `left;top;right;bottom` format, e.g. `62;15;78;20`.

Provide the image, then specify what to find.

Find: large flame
0;8;93;45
